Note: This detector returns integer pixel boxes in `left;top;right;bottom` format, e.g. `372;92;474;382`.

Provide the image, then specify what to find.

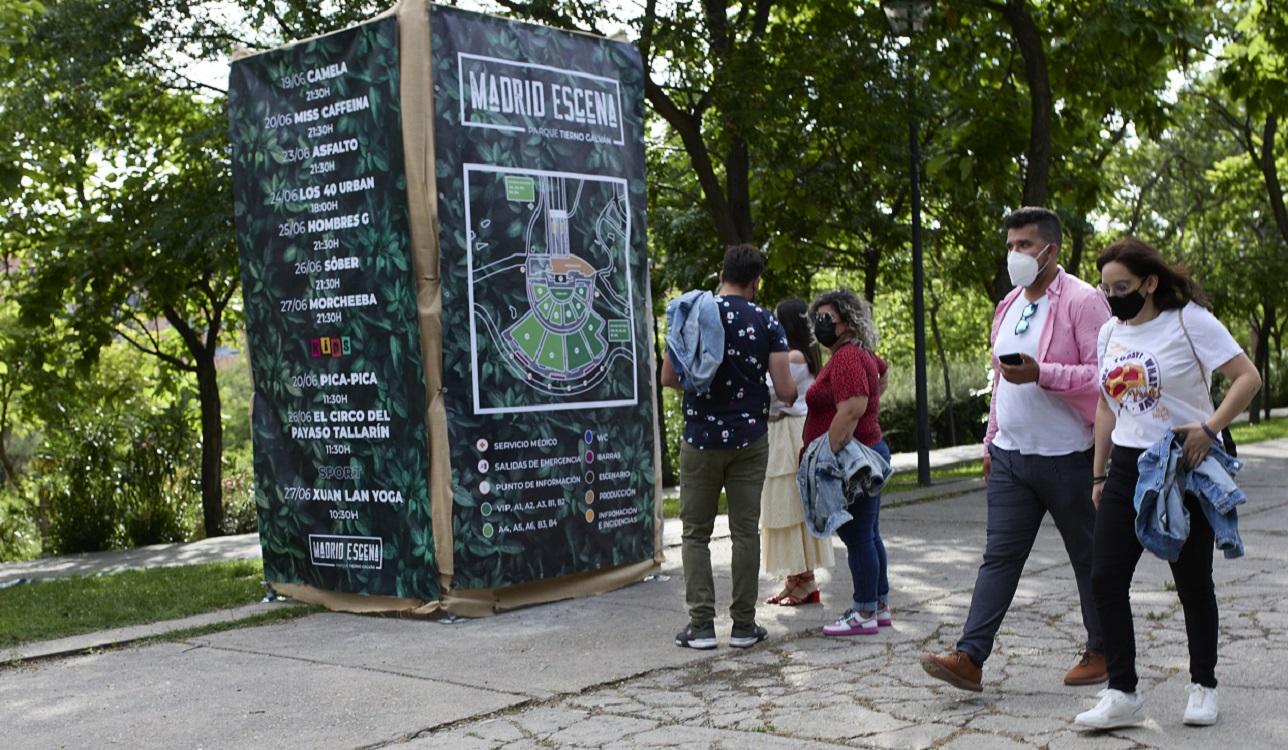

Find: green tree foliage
2;0;239;537
921;0;1205;301
15;343;200;555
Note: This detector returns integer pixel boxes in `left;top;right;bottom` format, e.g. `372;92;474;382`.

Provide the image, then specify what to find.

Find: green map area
466;166;638;413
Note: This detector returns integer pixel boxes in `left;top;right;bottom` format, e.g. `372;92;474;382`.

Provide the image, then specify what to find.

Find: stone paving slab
0;637;529;750
2;439;1285;749
407;439;1288;750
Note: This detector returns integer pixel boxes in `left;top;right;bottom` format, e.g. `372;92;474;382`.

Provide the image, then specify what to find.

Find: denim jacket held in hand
1133;430;1245;562
797;434;892;540
665;290;724;394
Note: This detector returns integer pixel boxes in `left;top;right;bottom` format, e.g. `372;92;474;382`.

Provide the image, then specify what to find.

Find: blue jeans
833;439;891;612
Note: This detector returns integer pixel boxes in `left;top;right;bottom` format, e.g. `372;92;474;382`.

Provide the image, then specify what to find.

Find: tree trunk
862;246;880;303
645;86;746;245
928;285;956;445
990;0;1054;304
0;427;19;489
999;0;1054;207
640;0;758;247
0;388;19;489
1069;217;1087;279
1261;301;1275;421
1256;113;1288;247
195;351;225;537
992;263;1012;304
1249;314;1264;424
163;305;225;538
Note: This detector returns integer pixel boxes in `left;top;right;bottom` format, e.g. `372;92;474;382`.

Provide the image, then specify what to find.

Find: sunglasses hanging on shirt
1014;302;1038;335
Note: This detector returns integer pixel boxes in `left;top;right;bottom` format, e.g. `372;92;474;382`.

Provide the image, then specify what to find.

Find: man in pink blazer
921;207;1111;692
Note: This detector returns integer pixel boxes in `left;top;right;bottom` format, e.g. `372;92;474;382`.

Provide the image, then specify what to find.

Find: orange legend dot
585;509;595;523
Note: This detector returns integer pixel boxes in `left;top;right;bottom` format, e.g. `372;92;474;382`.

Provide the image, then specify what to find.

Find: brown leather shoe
919;650;983;692
1064;650;1108;686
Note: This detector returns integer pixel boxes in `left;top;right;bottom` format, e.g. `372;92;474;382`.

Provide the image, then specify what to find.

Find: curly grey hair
809;288;879;351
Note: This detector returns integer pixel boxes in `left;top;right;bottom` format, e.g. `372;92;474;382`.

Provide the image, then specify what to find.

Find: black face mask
813;314;839;348
1108;289;1147;321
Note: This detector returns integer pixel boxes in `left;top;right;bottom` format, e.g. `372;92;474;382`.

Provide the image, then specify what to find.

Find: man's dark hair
1003;207;1062;247
722;243;766;286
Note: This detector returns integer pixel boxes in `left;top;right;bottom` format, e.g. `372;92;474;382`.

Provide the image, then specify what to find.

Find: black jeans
1092;445;1219;693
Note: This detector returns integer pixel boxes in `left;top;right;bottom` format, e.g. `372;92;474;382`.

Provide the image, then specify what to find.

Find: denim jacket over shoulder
797;434;893;539
665;290;724;394
1134;431;1246;562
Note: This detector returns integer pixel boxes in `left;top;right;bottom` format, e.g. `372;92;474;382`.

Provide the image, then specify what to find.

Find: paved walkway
3;439;1286;748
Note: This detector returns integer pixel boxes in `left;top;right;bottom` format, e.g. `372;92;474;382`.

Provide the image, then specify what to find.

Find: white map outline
464;163;639;415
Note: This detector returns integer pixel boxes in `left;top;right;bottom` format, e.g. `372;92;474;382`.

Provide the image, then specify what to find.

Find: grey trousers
956;445;1104;665
679;435;769;627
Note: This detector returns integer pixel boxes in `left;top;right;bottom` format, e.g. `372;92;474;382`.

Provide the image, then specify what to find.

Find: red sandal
769;572;821;606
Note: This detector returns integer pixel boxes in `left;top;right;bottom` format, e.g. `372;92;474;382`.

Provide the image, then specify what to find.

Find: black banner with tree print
430;5;657;590
229;18;439;600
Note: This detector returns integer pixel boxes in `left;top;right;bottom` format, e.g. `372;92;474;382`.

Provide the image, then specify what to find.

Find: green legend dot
481;502;493;516
482;523;495;539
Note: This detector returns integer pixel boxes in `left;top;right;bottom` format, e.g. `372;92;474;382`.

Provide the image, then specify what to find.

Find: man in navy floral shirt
662;244;795;650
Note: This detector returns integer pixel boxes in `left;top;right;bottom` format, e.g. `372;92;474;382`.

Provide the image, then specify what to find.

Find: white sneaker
1075;688;1145;729
1183;683;1218;726
821;608;879;636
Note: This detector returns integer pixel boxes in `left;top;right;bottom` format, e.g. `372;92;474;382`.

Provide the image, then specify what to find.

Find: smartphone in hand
998;352;1024;366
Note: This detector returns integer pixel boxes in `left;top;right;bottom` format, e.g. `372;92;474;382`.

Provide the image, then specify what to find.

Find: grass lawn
884;460;984;494
0;560;274;648
1228;416;1288;445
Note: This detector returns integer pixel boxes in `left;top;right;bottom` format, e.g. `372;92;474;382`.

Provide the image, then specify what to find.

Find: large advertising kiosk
228;0;661;615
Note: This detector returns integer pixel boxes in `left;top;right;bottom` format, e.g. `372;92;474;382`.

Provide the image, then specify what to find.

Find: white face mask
1007;244;1051;288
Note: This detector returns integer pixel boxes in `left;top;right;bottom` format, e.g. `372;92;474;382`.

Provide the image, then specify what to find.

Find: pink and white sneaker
822;608;879;636
875;605;893;627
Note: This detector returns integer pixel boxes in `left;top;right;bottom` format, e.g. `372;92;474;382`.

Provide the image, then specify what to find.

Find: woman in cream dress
762;298;834;605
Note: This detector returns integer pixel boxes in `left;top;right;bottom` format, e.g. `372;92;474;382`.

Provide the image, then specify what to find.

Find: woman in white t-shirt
1073;237;1261;731
760;298;834;605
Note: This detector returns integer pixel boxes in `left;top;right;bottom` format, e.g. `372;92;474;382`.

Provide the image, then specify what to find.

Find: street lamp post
882;0;933;486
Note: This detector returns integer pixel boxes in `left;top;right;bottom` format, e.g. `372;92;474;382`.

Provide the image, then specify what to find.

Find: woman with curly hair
802;288;893;636
761;298;834;606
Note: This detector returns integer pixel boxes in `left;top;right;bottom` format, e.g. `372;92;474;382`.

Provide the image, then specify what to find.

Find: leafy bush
219;446;259;536
874;356;991;454
0;483;39;562
32;346;200;555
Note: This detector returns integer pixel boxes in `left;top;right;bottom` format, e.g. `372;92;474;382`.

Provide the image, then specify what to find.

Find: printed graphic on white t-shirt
1101;349;1163;417
1097;302;1244;449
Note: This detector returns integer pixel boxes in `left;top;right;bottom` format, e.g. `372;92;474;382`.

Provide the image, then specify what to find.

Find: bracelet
1201;423;1219;442
1092;475;1108;485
